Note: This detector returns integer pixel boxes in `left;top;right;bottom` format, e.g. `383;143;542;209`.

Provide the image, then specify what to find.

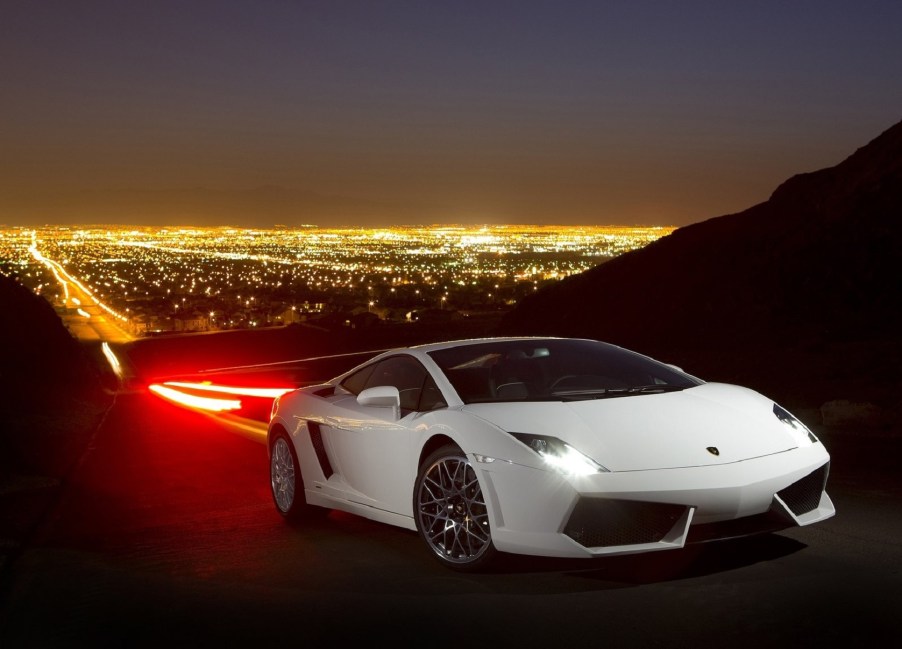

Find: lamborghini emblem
706;446;720;456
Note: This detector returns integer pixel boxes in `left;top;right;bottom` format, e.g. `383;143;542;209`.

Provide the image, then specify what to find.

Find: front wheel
270;430;315;521
414;444;497;571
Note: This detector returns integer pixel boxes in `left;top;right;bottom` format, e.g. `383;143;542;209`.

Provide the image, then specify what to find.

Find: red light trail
148;381;294;414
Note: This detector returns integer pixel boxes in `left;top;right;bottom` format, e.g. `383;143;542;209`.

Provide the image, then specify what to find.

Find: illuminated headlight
510;433;609;475
773;403;818;443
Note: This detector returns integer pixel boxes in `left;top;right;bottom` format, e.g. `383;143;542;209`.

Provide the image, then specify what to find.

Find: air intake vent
778;463;829;516
564;499;688;548
307;421;333;479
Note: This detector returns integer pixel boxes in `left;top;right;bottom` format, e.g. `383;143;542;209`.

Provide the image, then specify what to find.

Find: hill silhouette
500;119;902;415
0;274;110;478
0;275;96;395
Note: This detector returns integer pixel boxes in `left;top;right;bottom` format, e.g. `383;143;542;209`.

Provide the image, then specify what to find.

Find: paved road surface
1;391;900;647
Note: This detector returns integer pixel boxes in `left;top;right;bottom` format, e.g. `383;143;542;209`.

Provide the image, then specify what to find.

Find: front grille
778;462;829;516
563;498;688;548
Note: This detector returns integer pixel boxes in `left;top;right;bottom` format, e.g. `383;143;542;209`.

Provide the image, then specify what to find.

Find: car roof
407;335;574;354
333;336;598;382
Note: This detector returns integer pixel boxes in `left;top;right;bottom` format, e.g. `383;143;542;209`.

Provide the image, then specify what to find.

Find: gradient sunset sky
3;0;901;228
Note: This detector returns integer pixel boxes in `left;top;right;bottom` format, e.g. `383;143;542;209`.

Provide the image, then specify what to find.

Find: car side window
417;373;447;412
340;363;376;395
364;356;429;412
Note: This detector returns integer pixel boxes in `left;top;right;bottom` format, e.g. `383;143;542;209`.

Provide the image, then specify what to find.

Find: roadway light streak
149;384;242;412
29;236;71;302
161;381;294;398
212;414;268;443
101;342;124;379
29;236;129;322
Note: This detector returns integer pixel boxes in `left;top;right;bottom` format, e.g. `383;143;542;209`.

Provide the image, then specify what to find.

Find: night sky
3;0;901;228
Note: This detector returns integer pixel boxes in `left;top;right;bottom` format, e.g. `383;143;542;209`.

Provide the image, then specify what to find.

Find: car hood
462;382;807;471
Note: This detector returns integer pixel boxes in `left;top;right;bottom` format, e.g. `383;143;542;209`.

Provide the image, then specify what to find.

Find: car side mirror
357;385;401;409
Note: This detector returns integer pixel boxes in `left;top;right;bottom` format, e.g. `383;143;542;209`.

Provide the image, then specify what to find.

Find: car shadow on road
283;508;808;591
487;533;807;584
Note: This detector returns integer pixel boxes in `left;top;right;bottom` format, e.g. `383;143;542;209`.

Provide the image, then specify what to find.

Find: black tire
269;429;315;521
414;444;497;572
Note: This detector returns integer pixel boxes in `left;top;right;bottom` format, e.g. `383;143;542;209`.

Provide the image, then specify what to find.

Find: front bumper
474;443;834;558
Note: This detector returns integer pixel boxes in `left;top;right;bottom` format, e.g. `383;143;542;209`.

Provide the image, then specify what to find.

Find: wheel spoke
271;438;295;512
416;451;492;566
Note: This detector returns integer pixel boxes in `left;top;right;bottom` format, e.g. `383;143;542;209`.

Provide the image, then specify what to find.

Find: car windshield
428;339;702;404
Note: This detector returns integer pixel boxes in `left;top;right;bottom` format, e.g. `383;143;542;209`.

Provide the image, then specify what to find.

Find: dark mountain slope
0;274;108;476
498;119;902;411
0;275;99;400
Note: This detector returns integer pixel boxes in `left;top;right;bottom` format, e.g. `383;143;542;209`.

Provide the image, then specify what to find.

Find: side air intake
777;462;829;516
307;421;334;479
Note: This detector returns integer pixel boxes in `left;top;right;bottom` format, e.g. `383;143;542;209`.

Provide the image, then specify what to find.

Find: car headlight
510;433;609;475
773;403;818;443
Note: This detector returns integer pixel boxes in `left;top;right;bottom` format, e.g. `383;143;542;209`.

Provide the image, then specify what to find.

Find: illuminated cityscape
1;224;675;337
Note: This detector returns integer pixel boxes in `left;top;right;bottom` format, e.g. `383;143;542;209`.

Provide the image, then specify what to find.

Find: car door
322;355;435;515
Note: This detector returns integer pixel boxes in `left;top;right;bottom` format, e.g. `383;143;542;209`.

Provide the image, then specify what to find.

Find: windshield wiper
554;384;686;400
627;384;687;394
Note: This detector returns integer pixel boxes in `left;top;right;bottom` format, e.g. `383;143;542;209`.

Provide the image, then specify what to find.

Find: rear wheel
270;430;315;521
414;444;497;571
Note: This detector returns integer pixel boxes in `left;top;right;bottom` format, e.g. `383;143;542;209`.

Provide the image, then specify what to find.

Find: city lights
1;224;675;336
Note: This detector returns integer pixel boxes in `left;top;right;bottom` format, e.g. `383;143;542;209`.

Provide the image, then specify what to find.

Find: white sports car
267;337;835;571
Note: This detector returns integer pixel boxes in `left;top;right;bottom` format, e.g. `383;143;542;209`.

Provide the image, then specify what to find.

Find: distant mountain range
500;119;902;359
